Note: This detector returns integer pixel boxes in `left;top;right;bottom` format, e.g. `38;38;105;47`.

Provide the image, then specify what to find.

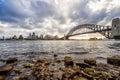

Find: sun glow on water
69;33;105;40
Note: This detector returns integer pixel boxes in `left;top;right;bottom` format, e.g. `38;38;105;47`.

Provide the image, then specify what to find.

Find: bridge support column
65;36;69;40
106;26;111;38
63;34;69;40
111;18;120;39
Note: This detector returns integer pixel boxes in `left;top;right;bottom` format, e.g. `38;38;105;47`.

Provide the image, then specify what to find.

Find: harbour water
0;40;120;62
0;40;120;80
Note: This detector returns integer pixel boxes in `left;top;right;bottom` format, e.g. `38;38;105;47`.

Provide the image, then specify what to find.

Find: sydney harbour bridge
60;24;112;40
60;18;120;40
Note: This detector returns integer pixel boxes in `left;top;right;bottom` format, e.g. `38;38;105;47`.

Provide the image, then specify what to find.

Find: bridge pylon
111;18;120;39
64;34;69;40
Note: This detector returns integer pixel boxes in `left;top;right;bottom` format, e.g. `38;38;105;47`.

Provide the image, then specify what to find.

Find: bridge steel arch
66;24;112;39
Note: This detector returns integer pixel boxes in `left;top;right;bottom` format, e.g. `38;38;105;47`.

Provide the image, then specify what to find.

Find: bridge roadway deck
67;28;111;37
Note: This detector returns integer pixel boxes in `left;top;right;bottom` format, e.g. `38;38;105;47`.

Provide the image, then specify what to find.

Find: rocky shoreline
0;54;120;80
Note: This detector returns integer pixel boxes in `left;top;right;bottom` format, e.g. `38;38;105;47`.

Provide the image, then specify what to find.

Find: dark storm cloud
69;0;108;25
31;1;55;16
101;7;120;25
0;0;30;23
69;0;120;26
0;0;57;25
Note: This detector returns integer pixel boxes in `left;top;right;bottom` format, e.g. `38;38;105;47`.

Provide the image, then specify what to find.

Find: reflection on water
109;42;120;51
0;40;120;61
112;43;120;48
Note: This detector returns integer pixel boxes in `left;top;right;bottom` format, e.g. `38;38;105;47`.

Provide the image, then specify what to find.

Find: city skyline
0;0;120;39
0;32;59;40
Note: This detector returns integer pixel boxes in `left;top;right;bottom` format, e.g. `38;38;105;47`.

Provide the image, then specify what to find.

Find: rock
100;72;118;79
55;59;61;63
19;76;30;80
95;63;110;72
37;59;46;63
84;68;94;73
32;59;37;63
73;65;80;72
64;56;74;67
15;69;24;74
80;72;93;80
24;63;34;68
62;67;74;77
6;58;18;64
25;71;32;76
70;52;88;54
84;58;96;66
59;67;64;71
0;59;5;62
0;75;6;80
76;63;91;68
73;76;87;80
84;68;102;77
13;76;20;80
0;65;13;75
83;67;119;79
37;59;50;66
107;56;120;66
55;71;63;80
53;54;58;57
32;67;41;76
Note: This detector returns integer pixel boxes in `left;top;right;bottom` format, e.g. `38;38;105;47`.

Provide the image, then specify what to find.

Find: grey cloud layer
0;0;120;37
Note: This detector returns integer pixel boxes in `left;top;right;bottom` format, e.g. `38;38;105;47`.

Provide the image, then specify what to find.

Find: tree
18;35;24;40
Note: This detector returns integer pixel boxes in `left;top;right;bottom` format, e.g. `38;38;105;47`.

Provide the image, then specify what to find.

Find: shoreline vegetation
0;53;120;80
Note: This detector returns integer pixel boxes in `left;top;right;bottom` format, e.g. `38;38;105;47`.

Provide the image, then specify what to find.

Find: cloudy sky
0;0;120;38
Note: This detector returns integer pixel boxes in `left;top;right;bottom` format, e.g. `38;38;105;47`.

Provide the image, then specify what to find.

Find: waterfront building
32;32;36;39
44;34;59;40
2;36;5;40
54;35;59;40
27;32;39;40
32;32;38;40
36;35;39;39
27;33;32;39
39;34;44;39
44;34;54;40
